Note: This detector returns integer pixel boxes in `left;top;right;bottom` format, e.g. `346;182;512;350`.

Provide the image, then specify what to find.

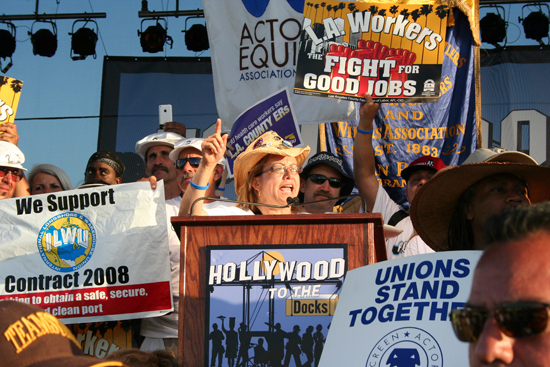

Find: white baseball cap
135;132;184;160
169;138;227;167
0;141;26;171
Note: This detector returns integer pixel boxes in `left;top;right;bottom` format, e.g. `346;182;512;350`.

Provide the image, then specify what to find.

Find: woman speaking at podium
179;119;310;216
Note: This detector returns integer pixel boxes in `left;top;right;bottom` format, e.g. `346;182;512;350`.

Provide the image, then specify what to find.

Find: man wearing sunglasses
450;202;550;366
135;131;185;201
299;151;354;213
0;141;26;200
169;138;227;205
353;94;445;259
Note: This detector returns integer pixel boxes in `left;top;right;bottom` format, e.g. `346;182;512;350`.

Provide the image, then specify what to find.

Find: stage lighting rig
0;21;16;73
69;19;98;60
138;18;173;53
185;24;209;52
182;15;209;52
519;3;550;45
480;5;507;48
30;20;57;57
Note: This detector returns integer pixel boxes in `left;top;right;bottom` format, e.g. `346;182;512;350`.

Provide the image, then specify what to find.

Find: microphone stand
190;197;292;216
189;194;367;215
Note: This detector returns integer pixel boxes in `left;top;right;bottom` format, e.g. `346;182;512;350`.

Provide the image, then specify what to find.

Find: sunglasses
253;134;294;150
450;301;550;342
0;167;23;182
175;157;202;169
308;174;343;188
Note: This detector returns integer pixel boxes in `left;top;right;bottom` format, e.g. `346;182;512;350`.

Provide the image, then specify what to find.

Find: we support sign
0;182;172;324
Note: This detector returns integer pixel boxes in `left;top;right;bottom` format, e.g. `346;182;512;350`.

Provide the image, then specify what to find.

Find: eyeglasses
175;157;202;169
0;167;23;182
262;164;302;175
450;301;550;342
308;174;343;188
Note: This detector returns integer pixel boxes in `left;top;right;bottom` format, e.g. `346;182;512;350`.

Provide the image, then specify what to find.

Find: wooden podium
171;213;387;367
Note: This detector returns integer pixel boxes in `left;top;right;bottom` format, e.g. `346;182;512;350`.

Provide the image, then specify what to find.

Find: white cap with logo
0;141;26;171
135;132;184;160
169;138;227;167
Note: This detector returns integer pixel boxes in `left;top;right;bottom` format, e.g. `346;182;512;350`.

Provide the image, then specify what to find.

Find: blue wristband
357;128;373;134
217;187;225;191
190;180;210;190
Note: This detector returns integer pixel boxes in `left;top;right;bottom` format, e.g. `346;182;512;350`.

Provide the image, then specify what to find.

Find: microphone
286;196;301;206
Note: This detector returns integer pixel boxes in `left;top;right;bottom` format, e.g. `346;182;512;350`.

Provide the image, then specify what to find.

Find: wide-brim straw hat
234;131;310;193
410;162;550;252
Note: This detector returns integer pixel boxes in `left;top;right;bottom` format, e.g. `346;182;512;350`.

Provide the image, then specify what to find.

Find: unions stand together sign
320;251;482;367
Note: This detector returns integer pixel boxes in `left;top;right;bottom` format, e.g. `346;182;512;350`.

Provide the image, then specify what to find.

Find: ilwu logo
37;212;96;273
365;327;443;367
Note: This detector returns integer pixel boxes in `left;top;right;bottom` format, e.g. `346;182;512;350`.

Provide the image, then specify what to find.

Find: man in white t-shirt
135;132;185;354
353;94;445;259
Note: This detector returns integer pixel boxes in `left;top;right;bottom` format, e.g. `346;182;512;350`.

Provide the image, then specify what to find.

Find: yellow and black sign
286;297;339;316
0;76;22;124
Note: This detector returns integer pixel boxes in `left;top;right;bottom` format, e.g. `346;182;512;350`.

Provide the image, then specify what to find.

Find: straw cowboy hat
410;161;550;251
234;131;310;193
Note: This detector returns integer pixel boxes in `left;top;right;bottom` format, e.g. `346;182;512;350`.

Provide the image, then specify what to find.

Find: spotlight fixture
69;19;99;60
138;18;173;53
185;24;209;52
182;16;209;52
519;3;550;45
30;20;57;57
480;6;507;47
0;21;16;73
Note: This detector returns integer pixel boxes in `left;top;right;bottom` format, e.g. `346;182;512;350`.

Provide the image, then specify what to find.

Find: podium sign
172;213;387;367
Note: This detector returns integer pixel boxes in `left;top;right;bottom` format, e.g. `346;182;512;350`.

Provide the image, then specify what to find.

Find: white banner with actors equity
320;251;482;367
0;181;173;324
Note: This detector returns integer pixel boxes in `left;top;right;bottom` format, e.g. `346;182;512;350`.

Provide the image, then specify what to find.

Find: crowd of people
2;91;550;366
207;318;326;367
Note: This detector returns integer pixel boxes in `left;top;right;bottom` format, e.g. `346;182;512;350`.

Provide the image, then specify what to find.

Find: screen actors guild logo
365;327;443;367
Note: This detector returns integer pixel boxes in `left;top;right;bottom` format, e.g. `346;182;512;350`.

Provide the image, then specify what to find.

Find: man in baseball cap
0;301;127;367
135;131;184;200
0;141;27;200
299;151;355;213
353;94;446;259
169;138;227;208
